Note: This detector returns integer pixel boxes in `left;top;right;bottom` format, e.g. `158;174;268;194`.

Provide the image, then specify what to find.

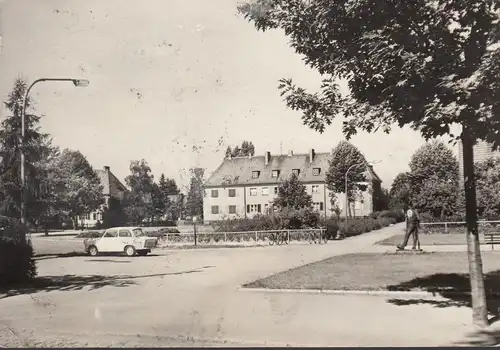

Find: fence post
166;233;169;245
444;223;448;234
255;231;258;242
287;230;290;244
224;232;227;242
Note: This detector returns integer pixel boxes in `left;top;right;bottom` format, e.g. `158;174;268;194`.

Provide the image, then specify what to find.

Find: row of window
251;168;321;179
210;202;325;215
81;212;101;221
211;185;321;198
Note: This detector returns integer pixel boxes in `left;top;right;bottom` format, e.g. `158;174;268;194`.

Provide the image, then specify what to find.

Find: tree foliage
239;0;500;146
273;173;312;210
50;149;104;228
225;140;256;157
186;168;205;219
389;172;411;210
475;157;500;218
325;141;367;216
123;159;155;225
408;141;460;217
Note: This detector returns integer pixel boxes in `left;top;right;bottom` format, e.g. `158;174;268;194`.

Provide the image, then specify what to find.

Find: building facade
80;166;128;228
203;149;382;223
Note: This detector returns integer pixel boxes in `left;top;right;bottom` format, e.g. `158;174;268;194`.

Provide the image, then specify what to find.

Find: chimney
288;150;293;157
265;151;271;166
103;165;110;172
309;149;315;163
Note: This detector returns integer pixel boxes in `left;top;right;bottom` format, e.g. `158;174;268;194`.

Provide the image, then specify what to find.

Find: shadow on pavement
34;252;87;260
35;253;162;260
386;270;500;345
0;266;214;300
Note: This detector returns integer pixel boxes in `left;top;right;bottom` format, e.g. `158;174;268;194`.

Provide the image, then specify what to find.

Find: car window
132;228;145;237
104;230;118;238
119;230;131;237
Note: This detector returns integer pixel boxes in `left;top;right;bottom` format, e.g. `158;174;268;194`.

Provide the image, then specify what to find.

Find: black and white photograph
1;0;500;347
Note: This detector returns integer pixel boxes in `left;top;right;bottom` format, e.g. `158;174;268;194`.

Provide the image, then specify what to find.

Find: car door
97;229;119;252
118;229;133;248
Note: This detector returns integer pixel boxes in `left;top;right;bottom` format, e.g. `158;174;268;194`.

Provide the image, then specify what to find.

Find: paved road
0;223;481;347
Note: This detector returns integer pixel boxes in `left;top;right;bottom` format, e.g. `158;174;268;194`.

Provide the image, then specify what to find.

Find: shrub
0;237;37;287
379;210;405;223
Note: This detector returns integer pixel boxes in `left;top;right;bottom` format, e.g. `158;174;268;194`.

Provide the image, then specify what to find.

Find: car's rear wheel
124;245;136;257
88;246;98;256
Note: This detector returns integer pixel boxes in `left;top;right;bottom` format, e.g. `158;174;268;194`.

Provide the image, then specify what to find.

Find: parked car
83;227;158;257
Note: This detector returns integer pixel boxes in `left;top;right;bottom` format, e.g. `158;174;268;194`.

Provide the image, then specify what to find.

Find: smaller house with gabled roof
80;165;128;228
202;149;382;222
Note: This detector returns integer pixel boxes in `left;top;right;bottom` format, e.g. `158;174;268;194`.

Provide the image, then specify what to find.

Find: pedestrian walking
397;206;421;250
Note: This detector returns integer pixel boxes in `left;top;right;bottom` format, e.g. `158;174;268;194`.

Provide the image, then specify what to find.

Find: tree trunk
71;217;77;230
462;127;488;327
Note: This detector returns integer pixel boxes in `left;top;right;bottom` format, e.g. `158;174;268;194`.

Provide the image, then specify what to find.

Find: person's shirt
407;209;420;226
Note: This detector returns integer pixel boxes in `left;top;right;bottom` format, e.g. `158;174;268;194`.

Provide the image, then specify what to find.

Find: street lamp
193;216;198;246
20;78;90;229
343;160;380;238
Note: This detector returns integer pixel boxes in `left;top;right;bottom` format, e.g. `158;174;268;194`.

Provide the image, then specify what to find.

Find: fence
420;220;500;234
159;228;327;246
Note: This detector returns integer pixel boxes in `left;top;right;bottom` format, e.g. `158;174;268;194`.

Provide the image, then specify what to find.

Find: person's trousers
402;225;419;248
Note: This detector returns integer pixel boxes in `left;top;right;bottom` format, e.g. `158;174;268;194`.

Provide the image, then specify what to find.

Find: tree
0;78;56;235
50;149;104;229
374;187;390;212
475;157;500;218
186;168;204;219
389;172;411;210
408;141;460;217
273;173;312;210
239;0;500;325
325;141;367;217
158;174;182;221
123;159;155;225
226;140;256;157
101;197;127;228
158;174;180;195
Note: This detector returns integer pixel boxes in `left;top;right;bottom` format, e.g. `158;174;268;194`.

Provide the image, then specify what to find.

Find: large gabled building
202;149;382;223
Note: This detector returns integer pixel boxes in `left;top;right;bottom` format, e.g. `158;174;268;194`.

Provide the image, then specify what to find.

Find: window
313;168;321;176
211;205;219;214
92;213;97;220
252;171;260;179
211;189;219;198
264;203;269;214
246;204;262;213
262;187;269;196
84;213;90;220
312;185;319;193
104;230;118;238
272;170;280;178
249;188;257;196
228;189;236;197
119;230;132;238
312;202;324;211
229;205;237;214
274;186;278;195
292;169;300;176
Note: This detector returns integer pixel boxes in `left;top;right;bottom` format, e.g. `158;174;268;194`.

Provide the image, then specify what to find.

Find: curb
238;287;477;298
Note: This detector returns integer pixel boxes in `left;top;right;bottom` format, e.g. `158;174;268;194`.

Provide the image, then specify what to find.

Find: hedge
0;237;37;287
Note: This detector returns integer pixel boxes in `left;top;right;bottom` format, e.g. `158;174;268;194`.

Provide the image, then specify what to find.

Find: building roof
204;151;381;188
95;166;128;197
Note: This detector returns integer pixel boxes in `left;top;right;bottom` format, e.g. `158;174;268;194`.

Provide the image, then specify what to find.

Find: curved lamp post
343;160;380;238
20;78;90;229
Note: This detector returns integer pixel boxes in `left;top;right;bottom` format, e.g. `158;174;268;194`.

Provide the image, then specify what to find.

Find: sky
0;0;459;192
